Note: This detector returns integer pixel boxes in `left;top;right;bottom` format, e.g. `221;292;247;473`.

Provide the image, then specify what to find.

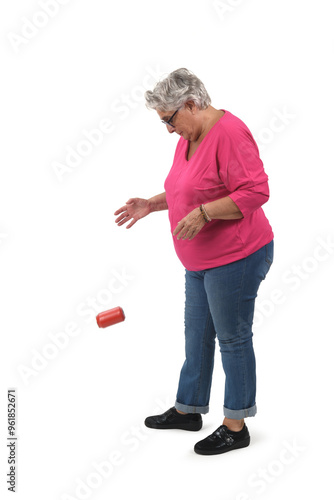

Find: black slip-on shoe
194;423;250;455
145;407;202;431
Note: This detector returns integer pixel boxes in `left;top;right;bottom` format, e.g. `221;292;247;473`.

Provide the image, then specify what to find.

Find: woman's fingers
125;219;137;229
115;214;127;223
114;204;128;215
114;200;135;216
114;199;141;229
116;215;131;226
177;227;188;240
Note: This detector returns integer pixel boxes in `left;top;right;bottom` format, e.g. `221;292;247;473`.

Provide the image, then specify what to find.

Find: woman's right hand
114;198;151;229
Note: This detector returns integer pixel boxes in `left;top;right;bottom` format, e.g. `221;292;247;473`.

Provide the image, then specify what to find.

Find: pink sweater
164;109;274;271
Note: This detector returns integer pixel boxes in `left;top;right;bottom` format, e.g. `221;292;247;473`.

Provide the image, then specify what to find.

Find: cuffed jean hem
223;404;257;419
175;401;210;415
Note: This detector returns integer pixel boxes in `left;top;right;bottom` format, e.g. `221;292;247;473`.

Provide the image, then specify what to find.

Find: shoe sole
145;421;202;431
194;436;250;455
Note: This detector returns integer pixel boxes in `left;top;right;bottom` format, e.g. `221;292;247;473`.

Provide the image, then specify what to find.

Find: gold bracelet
200;204;212;222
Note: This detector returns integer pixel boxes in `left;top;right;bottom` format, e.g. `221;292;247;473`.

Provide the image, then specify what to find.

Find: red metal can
96;307;125;328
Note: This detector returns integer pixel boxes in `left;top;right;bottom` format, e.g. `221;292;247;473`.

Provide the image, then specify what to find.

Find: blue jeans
175;239;274;419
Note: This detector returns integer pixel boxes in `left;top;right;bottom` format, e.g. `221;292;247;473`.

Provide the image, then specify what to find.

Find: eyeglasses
161;108;180;128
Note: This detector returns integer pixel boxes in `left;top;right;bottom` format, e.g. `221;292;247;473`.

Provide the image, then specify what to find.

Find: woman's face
157;102;202;142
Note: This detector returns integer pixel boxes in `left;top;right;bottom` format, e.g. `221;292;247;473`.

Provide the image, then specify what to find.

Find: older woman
114;68;274;456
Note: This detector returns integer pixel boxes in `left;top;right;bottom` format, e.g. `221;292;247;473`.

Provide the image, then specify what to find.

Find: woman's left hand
173;207;207;241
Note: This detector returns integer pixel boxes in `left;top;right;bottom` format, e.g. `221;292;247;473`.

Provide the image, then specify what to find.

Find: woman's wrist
148;192;168;213
199;204;211;223
202;197;243;220
202;204;212;222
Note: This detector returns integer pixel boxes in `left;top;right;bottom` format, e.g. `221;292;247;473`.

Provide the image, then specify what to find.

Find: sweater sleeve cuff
229;185;269;219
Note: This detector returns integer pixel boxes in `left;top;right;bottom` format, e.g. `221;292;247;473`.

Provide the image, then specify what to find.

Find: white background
1;0;333;498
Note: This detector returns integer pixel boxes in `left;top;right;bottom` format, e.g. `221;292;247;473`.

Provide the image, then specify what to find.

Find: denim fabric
175;239;274;419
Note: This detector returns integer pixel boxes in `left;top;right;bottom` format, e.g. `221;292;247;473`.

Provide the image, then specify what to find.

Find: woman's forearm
147;192;242;219
148;192;168;213
204;196;243;220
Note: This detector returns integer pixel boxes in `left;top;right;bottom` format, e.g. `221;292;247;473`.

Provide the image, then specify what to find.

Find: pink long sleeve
164;109;274;271
217;124;270;218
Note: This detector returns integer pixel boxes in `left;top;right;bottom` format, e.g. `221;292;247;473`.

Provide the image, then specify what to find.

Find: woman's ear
184;100;197;114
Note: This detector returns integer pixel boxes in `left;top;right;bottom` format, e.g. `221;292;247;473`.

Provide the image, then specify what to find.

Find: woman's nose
166;125;175;133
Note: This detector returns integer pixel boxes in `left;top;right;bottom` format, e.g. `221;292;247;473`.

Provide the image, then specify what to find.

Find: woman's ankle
223;417;244;431
176;409;187;415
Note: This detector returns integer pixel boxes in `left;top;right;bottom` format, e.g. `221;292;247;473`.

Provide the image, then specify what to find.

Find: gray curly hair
144;68;211;112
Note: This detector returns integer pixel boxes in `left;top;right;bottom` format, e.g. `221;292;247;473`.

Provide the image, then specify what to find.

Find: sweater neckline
185;109;227;162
